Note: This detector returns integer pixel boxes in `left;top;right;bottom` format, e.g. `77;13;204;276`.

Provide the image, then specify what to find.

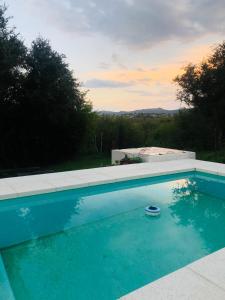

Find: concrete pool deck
1;158;225;299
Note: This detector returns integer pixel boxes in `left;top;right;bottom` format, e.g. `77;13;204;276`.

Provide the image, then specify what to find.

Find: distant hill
97;108;179;116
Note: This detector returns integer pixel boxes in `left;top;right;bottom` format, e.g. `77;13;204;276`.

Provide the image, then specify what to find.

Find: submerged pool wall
0;254;15;300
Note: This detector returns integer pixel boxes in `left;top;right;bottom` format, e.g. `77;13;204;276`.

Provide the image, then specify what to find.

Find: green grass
196;150;225;164
50;153;111;172
3;150;225;178
52;150;225;173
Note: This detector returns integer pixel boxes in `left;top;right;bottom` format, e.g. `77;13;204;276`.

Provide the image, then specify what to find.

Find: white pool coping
1;158;225;200
1;158;225;299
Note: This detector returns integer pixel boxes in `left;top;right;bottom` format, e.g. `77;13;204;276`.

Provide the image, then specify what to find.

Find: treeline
84;110;212;155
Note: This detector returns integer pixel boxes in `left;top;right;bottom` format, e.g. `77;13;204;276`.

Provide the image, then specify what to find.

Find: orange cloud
85;44;212;85
82;43;212;110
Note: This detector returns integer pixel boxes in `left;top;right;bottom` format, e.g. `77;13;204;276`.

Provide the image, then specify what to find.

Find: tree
174;42;225;150
0;5;27;167
0;5;27;103
20;37;92;164
0;6;92;168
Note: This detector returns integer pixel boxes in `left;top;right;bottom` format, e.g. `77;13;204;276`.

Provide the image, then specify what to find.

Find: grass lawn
196;150;225;164
52;150;225;172
2;150;225;178
0;153;111;178
50;153;111;172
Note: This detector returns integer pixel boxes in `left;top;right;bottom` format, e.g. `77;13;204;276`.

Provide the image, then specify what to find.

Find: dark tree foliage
0;6;27;167
87;114;182;154
20;37;91;165
173;109;213;150
0;6;26;103
0;6;91;168
175;42;225;150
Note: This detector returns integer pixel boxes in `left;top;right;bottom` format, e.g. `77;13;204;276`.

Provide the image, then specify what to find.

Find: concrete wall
143;151;196;163
111;150;127;164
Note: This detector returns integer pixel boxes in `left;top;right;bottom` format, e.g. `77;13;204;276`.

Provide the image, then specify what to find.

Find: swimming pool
1;171;225;299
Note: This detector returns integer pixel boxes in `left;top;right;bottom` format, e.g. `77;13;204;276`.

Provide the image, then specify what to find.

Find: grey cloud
98;53;127;70
138;78;151;84
85;79;135;88
111;53;127;69
33;0;225;48
128;90;153;96
136;67;145;72
98;62;111;69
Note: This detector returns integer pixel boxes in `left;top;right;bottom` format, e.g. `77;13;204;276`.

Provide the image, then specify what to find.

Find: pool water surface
1;171;225;299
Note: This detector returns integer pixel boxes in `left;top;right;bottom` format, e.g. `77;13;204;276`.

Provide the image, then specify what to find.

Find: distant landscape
97;108;179;116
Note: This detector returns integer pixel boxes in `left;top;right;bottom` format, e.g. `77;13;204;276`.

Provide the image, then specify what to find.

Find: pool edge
0;254;15;300
120;247;225;299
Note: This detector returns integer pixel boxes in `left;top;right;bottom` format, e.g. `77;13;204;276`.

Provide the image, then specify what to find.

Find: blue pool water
1;171;225;299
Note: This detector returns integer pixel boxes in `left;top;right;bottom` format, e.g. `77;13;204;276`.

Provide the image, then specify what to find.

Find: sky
5;0;225;111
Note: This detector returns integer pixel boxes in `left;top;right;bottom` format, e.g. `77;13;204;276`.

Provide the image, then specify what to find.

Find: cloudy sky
6;0;225;111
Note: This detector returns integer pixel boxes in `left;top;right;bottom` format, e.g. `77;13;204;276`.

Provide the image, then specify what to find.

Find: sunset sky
6;0;225;111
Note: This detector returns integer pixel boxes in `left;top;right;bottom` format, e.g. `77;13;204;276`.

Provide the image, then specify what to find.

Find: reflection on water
0;171;194;248
0;195;81;248
1;171;225;250
170;175;225;253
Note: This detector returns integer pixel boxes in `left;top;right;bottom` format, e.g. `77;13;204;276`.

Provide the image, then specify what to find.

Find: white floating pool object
145;205;160;216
